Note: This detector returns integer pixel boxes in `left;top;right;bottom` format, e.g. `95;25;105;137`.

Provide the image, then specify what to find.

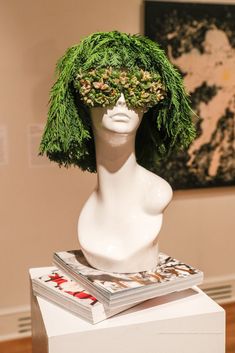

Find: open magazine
30;267;136;324
53;251;203;308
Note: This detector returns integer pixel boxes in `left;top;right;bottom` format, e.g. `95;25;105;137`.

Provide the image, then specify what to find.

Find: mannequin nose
116;93;126;107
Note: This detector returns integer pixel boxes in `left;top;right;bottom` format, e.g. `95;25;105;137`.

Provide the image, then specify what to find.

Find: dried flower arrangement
74;67;166;108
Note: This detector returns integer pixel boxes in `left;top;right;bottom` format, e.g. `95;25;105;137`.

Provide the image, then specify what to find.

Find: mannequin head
40;31;196;172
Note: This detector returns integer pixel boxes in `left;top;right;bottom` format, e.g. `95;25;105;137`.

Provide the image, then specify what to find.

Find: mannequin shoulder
138;166;173;214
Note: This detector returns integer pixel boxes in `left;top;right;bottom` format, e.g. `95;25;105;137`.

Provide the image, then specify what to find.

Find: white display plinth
31;286;225;353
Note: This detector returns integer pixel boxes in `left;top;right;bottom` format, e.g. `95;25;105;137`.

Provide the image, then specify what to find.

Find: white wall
0;0;234;309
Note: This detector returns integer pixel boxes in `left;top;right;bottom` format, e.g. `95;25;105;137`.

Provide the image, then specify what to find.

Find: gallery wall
0;0;234;310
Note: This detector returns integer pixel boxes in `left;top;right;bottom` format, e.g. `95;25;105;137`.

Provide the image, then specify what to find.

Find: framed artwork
145;1;235;189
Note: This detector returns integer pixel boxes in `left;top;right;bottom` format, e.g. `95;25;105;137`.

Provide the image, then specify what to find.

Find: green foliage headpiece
39;31;195;172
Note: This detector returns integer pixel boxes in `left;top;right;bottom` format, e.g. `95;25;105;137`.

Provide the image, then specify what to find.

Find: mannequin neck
93;128;139;197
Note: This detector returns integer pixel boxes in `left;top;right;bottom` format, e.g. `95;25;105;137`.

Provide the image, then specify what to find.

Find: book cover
30;267;135;324
53;251;203;308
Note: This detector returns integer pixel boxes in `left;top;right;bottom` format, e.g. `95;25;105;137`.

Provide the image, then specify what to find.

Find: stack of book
30;250;203;324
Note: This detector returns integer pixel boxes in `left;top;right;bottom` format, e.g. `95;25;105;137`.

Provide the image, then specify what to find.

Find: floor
225;302;235;353
0;302;234;353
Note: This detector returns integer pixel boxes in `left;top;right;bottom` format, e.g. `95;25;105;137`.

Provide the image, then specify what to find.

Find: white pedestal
31;286;225;353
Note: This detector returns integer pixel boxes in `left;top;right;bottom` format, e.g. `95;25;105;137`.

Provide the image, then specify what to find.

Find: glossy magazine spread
53;251;203;307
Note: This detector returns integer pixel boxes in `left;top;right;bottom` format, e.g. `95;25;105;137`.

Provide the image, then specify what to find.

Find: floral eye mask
74;67;166;108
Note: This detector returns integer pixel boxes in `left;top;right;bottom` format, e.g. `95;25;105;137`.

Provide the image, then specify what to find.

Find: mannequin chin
78;94;173;273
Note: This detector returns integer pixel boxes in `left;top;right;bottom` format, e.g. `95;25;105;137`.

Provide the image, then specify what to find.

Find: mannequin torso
78;166;172;272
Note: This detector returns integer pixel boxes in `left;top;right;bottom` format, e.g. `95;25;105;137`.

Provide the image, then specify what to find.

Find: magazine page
55;251;202;295
34;268;100;308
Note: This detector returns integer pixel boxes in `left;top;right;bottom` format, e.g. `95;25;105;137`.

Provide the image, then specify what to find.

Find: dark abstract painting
145;1;235;189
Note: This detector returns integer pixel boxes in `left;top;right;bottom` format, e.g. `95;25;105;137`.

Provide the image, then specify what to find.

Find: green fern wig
39;31;195;172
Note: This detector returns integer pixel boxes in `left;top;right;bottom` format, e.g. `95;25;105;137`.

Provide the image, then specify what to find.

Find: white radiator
200;274;235;304
0;305;31;341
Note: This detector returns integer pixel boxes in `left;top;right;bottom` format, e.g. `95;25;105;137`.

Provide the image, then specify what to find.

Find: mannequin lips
111;112;130;122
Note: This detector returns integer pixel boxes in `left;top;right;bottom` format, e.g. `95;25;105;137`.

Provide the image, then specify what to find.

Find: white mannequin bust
78;93;173;273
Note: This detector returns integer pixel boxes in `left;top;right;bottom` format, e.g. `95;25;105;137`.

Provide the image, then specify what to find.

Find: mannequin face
91;94;144;135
